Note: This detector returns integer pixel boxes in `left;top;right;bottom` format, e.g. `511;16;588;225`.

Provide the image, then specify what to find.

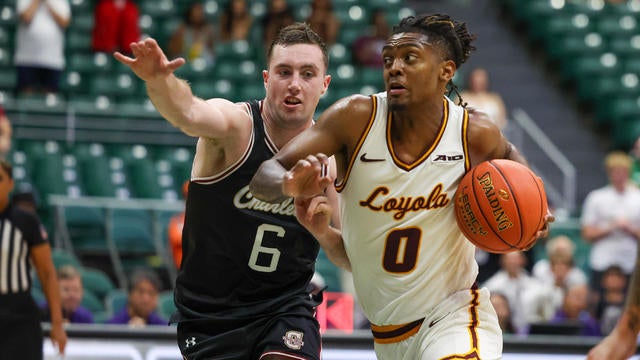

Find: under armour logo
185;337;196;348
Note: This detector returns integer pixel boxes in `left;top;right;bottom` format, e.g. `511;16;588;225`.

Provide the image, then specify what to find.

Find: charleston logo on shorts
282;330;304;350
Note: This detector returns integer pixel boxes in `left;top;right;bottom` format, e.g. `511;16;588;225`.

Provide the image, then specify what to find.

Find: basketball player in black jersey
114;23;350;360
0;160;67;359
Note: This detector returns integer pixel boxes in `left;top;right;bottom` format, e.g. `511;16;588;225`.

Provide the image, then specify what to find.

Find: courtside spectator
41;265;94;324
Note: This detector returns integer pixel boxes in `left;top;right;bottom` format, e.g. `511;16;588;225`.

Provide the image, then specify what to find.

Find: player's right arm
113;38;251;141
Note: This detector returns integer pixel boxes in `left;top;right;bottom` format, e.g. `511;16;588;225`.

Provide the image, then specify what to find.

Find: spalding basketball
454;159;548;253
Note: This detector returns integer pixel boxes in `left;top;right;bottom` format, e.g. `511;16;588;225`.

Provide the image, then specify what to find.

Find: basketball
453;159;548;253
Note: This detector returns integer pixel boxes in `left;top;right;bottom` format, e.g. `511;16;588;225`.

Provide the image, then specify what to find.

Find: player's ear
440;60;456;83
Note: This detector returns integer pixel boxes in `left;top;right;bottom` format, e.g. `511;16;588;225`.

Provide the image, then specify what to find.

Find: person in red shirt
168;180;188;268
92;0;140;54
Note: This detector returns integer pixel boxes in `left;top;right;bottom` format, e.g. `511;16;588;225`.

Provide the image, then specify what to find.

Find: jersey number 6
248;223;284;272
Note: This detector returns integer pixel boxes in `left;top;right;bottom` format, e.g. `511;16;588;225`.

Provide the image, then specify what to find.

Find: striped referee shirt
0;204;46;295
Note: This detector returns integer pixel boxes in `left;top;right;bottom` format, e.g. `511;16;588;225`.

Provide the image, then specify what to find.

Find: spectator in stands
588;246;640;359
458;67;508;130
0;159;67;358
550;283;602;337
106;268;166;327
261;0;295;50
218;0;253;42
594;265;628;335
306;0;340;46
482;251;554;334
14;0;71;96
352;8;390;68
532;235;588;312
0;105;12;159
41;265;94;324
581;151;640;296
490;291;516;335
167;2;216;65
92;0;141;55
168;180;188;269
629;136;640;186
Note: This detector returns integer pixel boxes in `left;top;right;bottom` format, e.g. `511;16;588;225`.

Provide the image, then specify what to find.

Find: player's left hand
525;209;555;250
283;153;332;199
294;195;333;237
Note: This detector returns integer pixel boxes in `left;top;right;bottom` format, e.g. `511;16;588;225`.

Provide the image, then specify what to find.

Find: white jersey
338;93;478;326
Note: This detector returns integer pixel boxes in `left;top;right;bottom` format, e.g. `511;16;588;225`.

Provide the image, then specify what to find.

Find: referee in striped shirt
0;159;66;358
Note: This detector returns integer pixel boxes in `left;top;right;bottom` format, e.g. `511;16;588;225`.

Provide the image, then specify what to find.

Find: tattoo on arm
625;245;640;332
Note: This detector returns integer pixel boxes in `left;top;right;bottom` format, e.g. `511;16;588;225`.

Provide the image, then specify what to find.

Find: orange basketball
453;159;548;253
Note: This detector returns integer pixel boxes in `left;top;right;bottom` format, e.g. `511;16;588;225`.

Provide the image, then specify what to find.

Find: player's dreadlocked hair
392;13;476;106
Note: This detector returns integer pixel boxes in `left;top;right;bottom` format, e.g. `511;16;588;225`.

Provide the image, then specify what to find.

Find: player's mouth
388;83;407;96
284;96;302;107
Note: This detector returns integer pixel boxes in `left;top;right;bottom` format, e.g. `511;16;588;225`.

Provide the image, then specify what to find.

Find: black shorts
177;306;321;360
0;293;43;360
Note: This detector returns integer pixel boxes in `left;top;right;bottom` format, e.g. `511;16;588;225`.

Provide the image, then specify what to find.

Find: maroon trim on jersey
335;95;378;193
370;318;424;344
387;98;449;172
461;107;471;172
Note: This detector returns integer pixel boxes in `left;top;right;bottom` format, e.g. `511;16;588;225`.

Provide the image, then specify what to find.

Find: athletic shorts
0;293;44;360
176;305;321;360
371;287;503;360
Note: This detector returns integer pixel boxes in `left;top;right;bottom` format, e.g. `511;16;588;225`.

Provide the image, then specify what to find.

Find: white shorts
371;287;503;360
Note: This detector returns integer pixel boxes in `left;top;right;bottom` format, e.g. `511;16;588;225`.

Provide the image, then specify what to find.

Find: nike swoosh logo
359;153;385;162
429;312;450;328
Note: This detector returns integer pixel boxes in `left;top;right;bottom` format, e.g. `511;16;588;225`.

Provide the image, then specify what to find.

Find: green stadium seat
213;59;261;85
69;0;93;15
68;52;114;74
530;13;594;44
596;14;638;37
0;5;17;27
191;79;237;100
105;289;127;314
0;68;16;91
316;250;342;292
215;40;255;63
68;12;94;33
158;291;176;320
561;53;622;83
139;0;175;19
80;267;116;302
79;156;119;197
328;43;351;66
66;32;92;55
239;83;265;102
335;4;369;28
609;34;640;59
111;209;155;254
596;96;640;125
60;71;89;97
90;73;140;100
545;32;607;62
612;118;640;149
51;248;82;269
69;95;117;117
81;288;105;313
127;159;163;199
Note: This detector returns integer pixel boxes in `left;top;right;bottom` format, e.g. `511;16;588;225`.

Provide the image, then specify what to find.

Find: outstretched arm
588;244;640;360
113;38;249;140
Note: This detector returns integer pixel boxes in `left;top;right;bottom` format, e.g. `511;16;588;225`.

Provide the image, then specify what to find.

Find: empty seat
80;266;116;302
51;248;82;269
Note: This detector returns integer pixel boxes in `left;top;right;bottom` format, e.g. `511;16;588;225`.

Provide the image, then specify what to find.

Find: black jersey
173;100;320;321
0;203;45;295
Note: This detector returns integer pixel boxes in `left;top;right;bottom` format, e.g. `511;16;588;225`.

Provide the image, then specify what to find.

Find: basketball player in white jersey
251;13;553;359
